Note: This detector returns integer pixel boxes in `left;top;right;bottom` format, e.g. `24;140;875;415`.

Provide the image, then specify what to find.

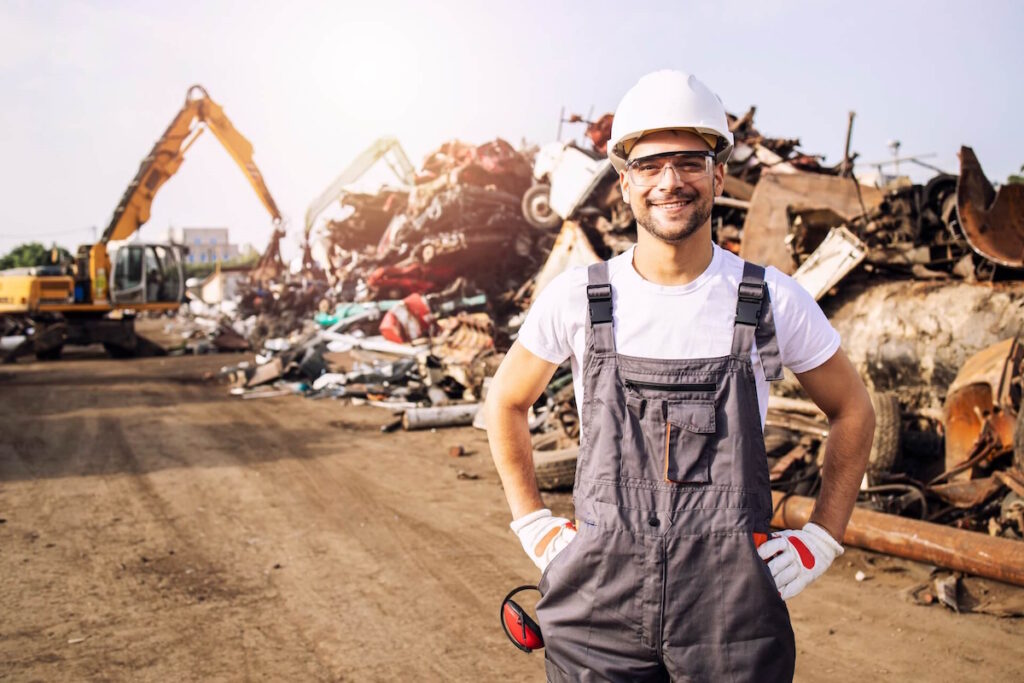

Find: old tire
867;391;901;482
521;183;561;230
815;390;901;483
534;447;577;491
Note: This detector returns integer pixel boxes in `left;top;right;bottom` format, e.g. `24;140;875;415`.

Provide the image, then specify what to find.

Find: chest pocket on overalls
623;381;717;485
663;401;715;483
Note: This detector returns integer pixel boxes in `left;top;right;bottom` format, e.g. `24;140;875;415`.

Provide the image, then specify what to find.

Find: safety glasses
626;150;714;187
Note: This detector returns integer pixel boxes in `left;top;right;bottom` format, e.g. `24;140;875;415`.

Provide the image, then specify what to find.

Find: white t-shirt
517;244;840;428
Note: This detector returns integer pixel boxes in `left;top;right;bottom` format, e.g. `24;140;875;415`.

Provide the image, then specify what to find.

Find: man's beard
634;188;713;244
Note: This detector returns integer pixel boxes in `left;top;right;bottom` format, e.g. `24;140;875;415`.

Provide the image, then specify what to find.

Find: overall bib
536;260;796;682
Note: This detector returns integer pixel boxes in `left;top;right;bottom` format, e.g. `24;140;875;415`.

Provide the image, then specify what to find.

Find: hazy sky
2;0;1021;257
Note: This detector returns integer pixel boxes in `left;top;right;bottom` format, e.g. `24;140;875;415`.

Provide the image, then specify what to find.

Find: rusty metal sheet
790;226;868;300
739;170;882;274
722;174;755;202
947;338;1017;397
957;146;1024;268
995;470;1024;498
928;476;1004;508
944;338;1022;474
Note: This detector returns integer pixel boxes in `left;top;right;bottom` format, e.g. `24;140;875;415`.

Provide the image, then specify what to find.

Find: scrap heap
180;106;1024;592
313;138;549;314
518;110;1024;598
211;137;545;417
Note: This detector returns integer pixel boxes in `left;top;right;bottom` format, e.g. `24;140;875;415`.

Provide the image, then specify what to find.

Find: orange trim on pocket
664;422;672;482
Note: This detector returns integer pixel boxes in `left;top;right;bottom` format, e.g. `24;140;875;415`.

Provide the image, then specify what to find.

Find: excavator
0;85;284;360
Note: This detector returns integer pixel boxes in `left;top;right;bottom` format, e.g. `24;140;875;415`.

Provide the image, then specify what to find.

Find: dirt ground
1;345;1022;681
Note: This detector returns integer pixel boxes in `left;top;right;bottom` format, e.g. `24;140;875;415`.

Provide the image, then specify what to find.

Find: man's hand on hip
510;508;577;572
756;522;844;600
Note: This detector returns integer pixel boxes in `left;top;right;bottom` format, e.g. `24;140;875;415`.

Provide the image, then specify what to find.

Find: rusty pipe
713;196;751;210
771;491;1024;587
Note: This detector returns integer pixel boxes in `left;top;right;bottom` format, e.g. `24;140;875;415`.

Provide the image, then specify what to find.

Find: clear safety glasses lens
626;152;714;187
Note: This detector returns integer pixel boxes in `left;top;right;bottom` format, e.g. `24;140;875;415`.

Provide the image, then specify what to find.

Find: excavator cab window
148;245;183;303
144;247;162;301
112;244;184;305
112;245;146;303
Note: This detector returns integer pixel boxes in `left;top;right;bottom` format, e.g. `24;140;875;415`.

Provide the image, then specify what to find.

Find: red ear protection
500;585;544;653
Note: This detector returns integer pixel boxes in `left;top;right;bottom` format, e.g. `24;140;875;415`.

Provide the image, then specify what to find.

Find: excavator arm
304;136;415;239
0;85;287;359
103;84;282;243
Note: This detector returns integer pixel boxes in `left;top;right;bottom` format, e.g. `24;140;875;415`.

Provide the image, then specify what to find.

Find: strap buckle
735;282;764;327
587;284;613;325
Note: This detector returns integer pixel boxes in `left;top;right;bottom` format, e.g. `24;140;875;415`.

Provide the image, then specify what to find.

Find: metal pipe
767;395;824;417
840;111;855;178
402;403;480;430
713;196;751;210
770;491;1024;587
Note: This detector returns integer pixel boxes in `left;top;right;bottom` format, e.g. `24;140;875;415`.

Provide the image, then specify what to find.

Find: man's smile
647;193;700;214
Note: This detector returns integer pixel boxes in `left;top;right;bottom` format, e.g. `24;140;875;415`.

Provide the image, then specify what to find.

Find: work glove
755;522;844;600
510;508;576;573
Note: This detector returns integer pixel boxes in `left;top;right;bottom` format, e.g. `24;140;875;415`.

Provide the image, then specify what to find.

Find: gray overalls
536;260;795;682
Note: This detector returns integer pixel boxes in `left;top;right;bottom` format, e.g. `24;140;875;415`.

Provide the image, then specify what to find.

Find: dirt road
1;351;1021;681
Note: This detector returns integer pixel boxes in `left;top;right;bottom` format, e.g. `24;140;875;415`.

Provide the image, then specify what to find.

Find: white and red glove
756;522;844;600
510;508;577;572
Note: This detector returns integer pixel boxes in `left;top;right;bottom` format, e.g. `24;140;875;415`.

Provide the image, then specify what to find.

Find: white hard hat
608;70;734;171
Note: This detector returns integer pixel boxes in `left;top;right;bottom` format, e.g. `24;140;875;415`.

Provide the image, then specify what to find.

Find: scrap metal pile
326;138;541;304
517;109;1024;595
184;106;1024;590
206;137;548;424
706;115;1024;553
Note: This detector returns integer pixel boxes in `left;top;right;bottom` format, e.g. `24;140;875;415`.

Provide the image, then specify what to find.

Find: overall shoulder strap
730;261;783;381
586;261;615;354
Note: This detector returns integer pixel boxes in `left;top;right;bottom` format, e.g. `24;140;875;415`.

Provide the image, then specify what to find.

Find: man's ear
619;171;630;204
714;162;725;197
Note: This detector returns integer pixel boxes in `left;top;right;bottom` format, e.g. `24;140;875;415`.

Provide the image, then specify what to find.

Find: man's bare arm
484;341;560;519
794;348;875;541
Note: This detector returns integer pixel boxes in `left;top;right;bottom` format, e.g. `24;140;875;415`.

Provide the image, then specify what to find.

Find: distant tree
225;250;261;268
184;262;216;280
1009;165;1024;185
183;252;260;280
0;242;72;270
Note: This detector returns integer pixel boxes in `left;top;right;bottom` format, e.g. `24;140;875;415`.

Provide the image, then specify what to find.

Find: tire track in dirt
169;390;520;679
224;408;531;680
1;358;339;681
207;404;434;680
121;380;338;680
166;398;352;679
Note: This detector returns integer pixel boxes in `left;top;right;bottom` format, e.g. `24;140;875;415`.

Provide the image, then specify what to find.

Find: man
485;70;874;682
